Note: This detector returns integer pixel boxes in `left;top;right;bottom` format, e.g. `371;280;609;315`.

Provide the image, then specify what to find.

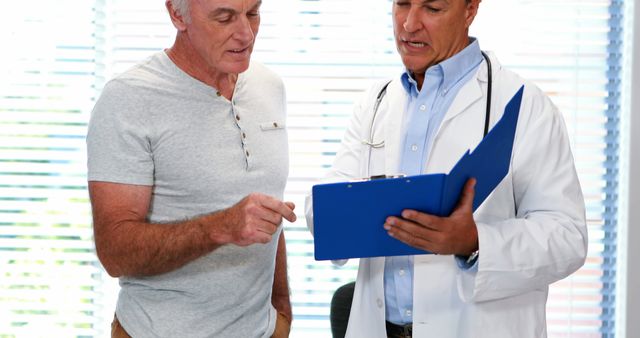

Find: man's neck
166;35;237;100
412;37;472;91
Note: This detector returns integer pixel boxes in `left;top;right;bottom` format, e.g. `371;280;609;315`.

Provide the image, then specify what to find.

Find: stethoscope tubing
363;51;493;149
362;52;493;178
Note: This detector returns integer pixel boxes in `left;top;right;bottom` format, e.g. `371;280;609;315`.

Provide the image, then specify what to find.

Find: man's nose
234;16;256;42
403;7;422;33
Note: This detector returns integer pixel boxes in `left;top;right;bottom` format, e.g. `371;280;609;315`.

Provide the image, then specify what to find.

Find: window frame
617;1;640;336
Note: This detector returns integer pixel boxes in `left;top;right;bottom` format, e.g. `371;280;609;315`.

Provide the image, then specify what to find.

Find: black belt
385;321;412;338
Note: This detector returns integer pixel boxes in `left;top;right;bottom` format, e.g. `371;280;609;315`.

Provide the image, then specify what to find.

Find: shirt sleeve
86;79;154;186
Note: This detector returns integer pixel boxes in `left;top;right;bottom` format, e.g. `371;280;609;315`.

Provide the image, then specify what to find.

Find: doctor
306;0;587;337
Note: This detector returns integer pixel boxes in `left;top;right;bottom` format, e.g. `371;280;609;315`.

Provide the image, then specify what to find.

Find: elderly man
87;0;294;337
306;0;588;337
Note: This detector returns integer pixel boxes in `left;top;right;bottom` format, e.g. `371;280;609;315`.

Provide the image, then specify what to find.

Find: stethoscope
362;51;493;149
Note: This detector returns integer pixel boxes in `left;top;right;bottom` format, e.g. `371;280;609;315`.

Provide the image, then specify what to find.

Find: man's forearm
90;181;295;278
271;231;292;322
95;212;223;277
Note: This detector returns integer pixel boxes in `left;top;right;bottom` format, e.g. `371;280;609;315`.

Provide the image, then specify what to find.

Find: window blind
0;0;627;337
0;1;100;337
257;1;396;336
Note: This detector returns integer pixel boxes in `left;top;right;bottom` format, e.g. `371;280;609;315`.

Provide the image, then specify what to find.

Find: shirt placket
230;100;252;171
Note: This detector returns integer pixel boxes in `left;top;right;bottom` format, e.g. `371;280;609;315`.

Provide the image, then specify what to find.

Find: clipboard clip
351;174;406;182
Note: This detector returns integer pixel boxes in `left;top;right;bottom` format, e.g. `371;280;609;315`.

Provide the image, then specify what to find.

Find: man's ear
166;0;188;31
465;0;481;28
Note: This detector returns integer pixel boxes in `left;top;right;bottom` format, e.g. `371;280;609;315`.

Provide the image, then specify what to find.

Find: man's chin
218;60;252;75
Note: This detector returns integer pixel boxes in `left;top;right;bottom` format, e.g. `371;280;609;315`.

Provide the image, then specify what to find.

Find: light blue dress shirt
384;39;484;325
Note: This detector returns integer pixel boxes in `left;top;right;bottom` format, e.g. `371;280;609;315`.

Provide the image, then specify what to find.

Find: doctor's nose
403;7;422;33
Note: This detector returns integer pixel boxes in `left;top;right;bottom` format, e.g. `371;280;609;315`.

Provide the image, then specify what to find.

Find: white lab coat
305;53;587;338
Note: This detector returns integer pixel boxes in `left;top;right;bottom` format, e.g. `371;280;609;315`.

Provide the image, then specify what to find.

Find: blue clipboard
312;86;524;260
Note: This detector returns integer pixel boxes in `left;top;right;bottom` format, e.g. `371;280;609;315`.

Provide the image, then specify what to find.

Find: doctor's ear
464;0;481;28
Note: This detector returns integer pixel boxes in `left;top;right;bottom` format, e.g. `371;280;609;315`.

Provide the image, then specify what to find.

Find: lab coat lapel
440;69;485;125
426;66;487;172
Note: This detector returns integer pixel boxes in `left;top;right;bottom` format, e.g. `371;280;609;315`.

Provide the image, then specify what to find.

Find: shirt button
377;298;383;308
419;104;426;111
405;309;412;317
216;91;221;96
246;150;250;157
399;269;405;276
236;115;240;121
242;132;246;139
411;144;418;152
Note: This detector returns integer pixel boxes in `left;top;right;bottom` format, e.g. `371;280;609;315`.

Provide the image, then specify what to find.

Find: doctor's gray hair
169;0;191;22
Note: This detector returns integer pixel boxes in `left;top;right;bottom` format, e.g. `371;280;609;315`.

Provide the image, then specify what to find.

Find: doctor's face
393;0;480;79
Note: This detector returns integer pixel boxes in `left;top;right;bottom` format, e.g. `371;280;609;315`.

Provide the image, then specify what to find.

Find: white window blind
0;0;629;337
257;1;396;336
0;1;100;337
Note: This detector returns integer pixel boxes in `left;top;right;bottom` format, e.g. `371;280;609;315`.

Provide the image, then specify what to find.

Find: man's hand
384;179;479;255
210;193;296;246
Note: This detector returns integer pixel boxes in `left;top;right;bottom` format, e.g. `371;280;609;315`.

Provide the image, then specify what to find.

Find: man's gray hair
170;0;191;22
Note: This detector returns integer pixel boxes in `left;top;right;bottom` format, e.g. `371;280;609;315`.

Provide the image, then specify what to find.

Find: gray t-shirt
87;52;289;338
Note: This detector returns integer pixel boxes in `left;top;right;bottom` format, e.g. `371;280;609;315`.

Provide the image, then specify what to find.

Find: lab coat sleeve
459;84;588;303
304;83;386;266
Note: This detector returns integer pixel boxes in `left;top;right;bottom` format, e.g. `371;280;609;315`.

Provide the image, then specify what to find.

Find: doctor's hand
384;179;479;256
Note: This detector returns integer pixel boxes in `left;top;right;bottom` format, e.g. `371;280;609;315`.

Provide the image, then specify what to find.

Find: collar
400;37;483;95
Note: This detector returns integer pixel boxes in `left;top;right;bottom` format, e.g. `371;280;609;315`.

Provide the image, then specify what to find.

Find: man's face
183;0;261;75
393;0;478;76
